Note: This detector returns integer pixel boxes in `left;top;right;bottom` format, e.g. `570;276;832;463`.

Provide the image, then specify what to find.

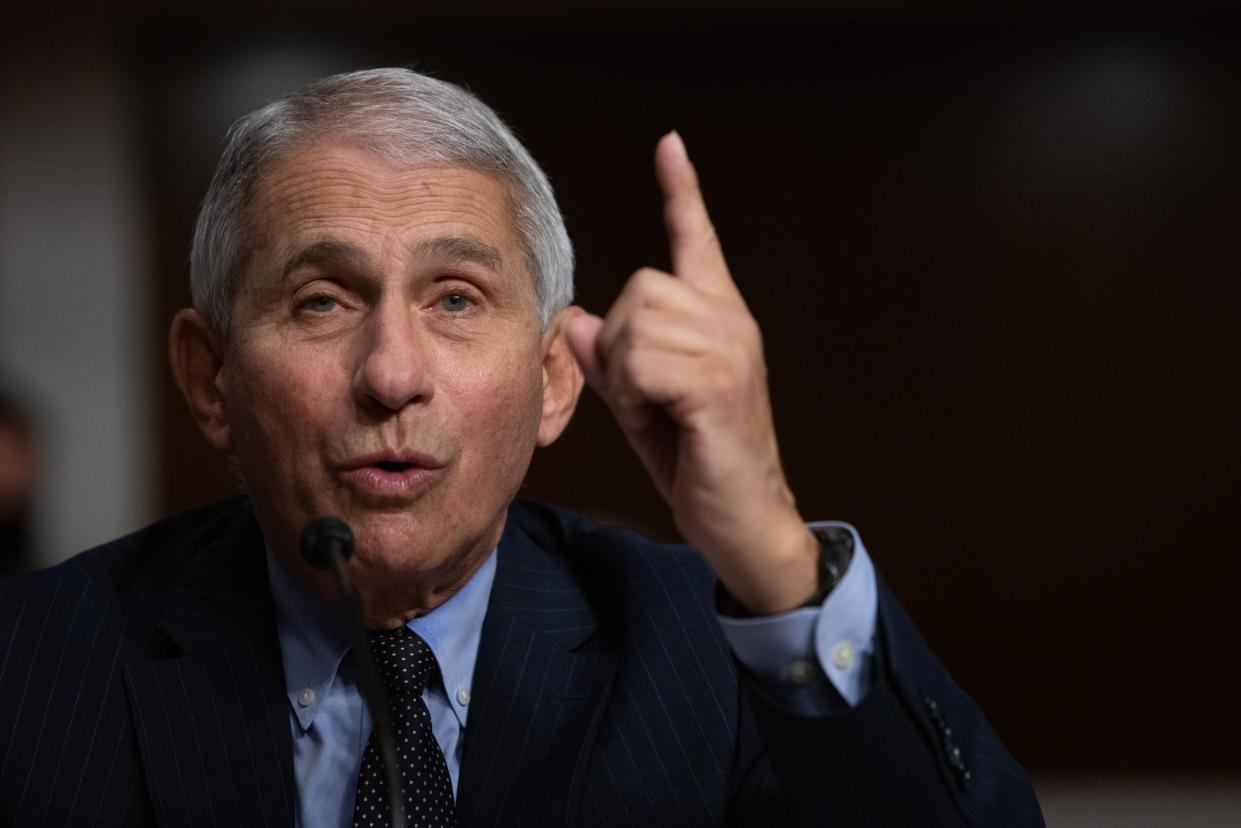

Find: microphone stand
302;518;407;828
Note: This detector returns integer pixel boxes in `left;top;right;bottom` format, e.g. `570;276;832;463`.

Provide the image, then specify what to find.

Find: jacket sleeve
729;578;1045;827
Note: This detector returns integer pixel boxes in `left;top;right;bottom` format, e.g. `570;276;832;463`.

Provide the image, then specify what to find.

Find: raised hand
565;132;818;615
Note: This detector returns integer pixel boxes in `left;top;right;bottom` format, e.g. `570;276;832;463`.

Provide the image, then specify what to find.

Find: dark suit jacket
0;497;1042;826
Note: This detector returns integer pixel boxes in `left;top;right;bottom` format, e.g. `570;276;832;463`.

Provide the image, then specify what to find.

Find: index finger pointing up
655;132;736;294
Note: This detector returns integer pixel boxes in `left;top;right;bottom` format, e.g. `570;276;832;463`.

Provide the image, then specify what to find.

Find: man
0;68;1041;826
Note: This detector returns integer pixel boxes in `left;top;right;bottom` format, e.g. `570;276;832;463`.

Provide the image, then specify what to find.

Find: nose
353;302;434;412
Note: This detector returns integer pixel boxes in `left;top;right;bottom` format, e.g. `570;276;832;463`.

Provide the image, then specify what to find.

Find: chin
349;520;439;570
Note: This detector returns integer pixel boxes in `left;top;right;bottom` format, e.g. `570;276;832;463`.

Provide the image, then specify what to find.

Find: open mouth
339;454;445;500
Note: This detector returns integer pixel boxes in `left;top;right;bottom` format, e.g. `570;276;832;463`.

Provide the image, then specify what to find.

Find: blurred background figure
0;386;38;575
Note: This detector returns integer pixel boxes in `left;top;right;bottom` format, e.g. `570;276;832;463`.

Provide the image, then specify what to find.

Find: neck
272;529;497;630
352;547;490;628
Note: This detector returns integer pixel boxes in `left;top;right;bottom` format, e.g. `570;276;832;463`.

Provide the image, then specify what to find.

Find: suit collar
483;502;601;647
152;502;273;652
457;501;618;825
124;499;297;826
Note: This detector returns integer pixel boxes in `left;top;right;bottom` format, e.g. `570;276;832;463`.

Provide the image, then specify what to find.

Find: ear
168;308;233;453
536;306;586;447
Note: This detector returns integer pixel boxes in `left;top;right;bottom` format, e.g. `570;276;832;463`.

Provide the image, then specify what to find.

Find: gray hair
190;67;574;333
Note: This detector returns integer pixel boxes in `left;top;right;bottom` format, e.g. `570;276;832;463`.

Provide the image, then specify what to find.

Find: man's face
216;142;557;598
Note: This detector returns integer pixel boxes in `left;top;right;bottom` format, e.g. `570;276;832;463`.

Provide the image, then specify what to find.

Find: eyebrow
280;240;371;282
411;234;505;272
278;234;506;284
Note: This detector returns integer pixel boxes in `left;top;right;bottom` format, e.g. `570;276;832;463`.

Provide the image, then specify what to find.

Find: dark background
14;2;1241;781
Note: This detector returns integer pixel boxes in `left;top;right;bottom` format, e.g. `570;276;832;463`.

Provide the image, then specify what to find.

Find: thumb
565;310;606;393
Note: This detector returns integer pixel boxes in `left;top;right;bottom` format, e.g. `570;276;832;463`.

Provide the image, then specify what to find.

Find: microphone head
300;516;355;569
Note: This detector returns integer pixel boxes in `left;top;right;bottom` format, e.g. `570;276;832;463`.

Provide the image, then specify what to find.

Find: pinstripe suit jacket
0;497;1042;826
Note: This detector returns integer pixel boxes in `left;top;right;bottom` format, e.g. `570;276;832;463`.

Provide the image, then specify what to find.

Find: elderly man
0;68;1041;826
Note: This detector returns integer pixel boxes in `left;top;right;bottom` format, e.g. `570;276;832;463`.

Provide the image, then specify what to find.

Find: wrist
721;520;820;617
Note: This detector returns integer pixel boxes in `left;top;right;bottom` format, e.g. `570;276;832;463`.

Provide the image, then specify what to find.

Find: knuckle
621;348;650;386
627;268;669;302
627;311;658;346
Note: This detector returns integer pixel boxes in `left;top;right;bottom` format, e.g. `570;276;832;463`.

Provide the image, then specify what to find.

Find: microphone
300;517;407;828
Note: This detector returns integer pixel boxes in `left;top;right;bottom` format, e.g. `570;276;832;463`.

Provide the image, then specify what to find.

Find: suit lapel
458;505;617;827
123;505;296;827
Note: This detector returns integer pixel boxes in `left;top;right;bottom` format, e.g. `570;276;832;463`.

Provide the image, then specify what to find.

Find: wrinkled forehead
234;140;534;293
250;139;522;240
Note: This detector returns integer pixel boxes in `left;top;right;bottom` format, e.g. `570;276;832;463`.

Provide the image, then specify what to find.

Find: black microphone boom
300;516;354;569
300;517;407;828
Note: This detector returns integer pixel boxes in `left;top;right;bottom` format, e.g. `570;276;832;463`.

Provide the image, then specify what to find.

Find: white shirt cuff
717;522;878;714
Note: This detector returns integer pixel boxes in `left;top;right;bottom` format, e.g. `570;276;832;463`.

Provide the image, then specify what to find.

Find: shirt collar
266;544;498;733
408;549;496;728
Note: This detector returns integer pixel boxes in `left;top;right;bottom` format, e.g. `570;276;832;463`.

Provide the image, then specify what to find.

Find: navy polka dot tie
352;627;457;827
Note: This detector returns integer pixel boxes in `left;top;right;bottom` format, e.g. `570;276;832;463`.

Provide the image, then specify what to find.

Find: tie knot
367;626;437;697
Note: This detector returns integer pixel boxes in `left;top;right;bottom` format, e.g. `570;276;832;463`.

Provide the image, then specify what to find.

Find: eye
439;292;473;313
302;294;339;313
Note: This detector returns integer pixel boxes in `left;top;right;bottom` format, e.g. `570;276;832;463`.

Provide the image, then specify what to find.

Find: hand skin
565;132;819;617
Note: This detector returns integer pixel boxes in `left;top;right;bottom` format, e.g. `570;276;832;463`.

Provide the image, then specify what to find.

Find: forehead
245;142;525;268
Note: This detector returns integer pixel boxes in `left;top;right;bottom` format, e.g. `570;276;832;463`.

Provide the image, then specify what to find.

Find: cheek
225;343;336;468
453;348;544;462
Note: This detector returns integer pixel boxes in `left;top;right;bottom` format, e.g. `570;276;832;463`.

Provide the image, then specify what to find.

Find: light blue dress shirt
266;547;496;828
267;522;876;828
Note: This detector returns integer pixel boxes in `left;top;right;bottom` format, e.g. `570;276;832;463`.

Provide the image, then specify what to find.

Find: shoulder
507;499;715;590
503;499;722;643
0;496;256;667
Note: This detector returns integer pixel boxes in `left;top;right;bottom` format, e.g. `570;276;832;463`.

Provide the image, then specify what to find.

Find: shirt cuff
717;522;878;715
